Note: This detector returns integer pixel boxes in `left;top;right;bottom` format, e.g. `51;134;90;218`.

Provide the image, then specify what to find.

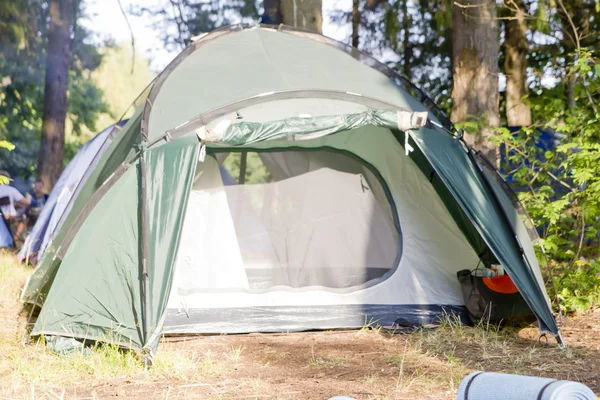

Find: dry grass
1;251;599;399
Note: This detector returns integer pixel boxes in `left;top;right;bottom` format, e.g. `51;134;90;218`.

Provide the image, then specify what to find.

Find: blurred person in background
0;171;30;247
26;178;49;226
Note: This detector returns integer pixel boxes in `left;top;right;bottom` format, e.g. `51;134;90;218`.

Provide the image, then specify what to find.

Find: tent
18;121;128;264
21;24;563;363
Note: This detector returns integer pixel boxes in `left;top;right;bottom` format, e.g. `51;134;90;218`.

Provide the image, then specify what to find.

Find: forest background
1;0;599;314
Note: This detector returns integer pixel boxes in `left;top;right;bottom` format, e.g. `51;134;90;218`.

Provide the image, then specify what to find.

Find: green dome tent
21;24;563;364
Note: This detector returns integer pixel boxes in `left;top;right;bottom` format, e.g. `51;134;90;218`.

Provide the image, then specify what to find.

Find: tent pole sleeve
139;151;151;364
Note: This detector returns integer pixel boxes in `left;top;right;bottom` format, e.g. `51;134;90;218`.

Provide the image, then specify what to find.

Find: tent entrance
171;147;401;296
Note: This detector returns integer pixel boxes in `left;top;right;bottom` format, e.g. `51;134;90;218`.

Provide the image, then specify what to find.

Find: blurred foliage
62;43;155;162
0;0;109;179
330;0;453;110
491;50;600;260
328;0;600;118
131;0;260;52
223;152;272;184
90;44;155;129
555;259;600;313
490;49;600;312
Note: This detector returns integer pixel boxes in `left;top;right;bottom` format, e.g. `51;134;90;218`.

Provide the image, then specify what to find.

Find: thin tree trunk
504;0;531;127
451;0;500;166
557;0;586;111
38;0;76;189
238;152;247;184
564;53;577;110
280;0;322;33
352;0;360;48
401;0;411;79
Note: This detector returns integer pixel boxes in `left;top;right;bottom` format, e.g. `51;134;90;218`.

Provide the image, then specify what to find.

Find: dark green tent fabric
478;166;548;298
31;163;144;348
30;136;200;351
216;109;423;145
22;108;144;305
409;127;558;336
144;136;199;350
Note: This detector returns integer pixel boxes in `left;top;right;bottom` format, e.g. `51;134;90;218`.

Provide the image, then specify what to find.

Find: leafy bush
491;50;600;313
554;259;600;313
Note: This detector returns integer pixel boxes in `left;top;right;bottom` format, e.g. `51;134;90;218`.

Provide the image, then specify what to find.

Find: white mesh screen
174;150;400;292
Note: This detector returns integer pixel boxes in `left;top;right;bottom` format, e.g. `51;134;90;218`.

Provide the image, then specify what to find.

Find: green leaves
496;49;600;313
0;140;15;151
555;259;600;313
0;1;109;178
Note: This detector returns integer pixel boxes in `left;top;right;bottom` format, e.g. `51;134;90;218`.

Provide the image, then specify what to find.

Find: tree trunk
38;0;76;189
564;53;577;111
451;0;500;166
280;0;322;33
504;0;531;127
401;0;411;79
557;0;586;111
352;0;360;48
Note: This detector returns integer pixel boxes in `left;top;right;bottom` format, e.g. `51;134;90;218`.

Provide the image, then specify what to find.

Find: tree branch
556;0;597;113
117;0;136;75
556;0;580;54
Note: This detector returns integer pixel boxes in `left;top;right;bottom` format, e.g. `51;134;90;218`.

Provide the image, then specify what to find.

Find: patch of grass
226;344;245;362
380;335;470;399
0;251;214;398
357;316;383;335
407;313;559;382
2;338;141;393
307;356;344;367
0;250;29;304
2;250;599;399
364;372;378;385
307;344;344;367
152;348;201;379
199;351;223;376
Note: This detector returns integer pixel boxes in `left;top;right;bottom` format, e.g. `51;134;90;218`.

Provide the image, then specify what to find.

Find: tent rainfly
21;24;563;364
18;121;128;264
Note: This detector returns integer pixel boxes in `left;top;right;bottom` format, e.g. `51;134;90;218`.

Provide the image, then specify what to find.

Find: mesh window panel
176;149;400;291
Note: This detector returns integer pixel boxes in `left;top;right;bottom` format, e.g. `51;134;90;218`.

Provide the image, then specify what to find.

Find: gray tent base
163;305;469;334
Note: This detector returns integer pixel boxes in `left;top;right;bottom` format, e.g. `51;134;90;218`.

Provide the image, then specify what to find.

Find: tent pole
139;151;151;366
239;151;247;184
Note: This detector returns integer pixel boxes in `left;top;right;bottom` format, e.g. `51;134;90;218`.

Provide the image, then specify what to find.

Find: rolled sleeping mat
457;371;596;400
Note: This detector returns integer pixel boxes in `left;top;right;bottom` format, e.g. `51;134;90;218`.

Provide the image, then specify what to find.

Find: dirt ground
2;253;600;399
91;315;600;400
4;315;599;400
